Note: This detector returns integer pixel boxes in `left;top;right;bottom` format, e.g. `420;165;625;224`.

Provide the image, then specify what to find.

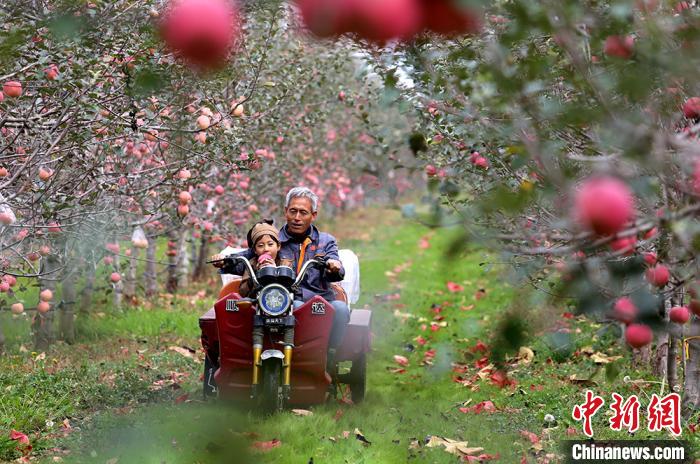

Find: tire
349;353;367;403
261;359;284;414
202;354;219;399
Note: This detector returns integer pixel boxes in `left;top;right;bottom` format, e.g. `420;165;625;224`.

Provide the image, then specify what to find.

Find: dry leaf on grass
251;439;281;452
425;436;483;457
168;346;196;359
517;346;534;364
291;409;313;416
590;352;622;364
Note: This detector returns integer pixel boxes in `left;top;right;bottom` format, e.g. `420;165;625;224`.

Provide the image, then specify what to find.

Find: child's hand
210;254;225;268
257;253;275;267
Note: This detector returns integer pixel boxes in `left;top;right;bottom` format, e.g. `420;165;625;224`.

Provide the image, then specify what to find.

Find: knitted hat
250;222;279;246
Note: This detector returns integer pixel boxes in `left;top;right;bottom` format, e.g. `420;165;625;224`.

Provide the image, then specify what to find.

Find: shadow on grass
59;402;260;464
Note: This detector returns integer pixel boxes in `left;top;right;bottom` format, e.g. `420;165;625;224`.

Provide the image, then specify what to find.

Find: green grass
2;206;699;463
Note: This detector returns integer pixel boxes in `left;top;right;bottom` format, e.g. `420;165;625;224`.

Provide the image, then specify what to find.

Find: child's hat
250;222;279;245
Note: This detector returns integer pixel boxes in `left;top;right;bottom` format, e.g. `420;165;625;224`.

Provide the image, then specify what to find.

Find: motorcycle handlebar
292;258;325;289
207;255;260;288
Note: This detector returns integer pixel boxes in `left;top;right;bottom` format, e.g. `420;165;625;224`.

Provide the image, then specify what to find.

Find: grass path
1;206;693;463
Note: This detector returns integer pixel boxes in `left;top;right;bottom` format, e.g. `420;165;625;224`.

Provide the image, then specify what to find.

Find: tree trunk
192;234;209;281
33;253;60;351
166;229;179;294
145;238;158;297
112;251;122;309
80;260;96;312
653;290;672;378
123;245;139;305
632;344;652;369
59;265;77;344
668;334;678;390
176;228;189;289
683;320;700;418
0;322;5;354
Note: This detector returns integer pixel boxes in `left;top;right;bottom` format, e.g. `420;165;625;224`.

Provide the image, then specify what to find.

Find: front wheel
261;359;284;414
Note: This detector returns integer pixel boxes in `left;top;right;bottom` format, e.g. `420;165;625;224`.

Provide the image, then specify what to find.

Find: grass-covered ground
0;206;697;463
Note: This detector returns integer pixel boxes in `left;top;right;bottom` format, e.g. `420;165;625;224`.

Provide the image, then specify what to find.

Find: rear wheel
348;353;366;403
202;354;218;399
261;360;284;414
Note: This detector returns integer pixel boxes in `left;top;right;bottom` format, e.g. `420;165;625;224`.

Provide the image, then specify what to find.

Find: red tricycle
199;255;371;413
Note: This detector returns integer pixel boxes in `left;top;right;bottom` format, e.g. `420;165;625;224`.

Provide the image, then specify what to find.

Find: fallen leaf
169;346;195;359
342;431;350;439
447;281;464;293
175;393;189;404
291;409;313;417
461;304;475;311
393;355;409;366
251;439;281;452
106;458;118;464
474;289;486;300
426;436;483;457
35;352;46;362
459;400;496;414
517;347;534;364
590;352;622;364
10;430;29;445
354;428;371;446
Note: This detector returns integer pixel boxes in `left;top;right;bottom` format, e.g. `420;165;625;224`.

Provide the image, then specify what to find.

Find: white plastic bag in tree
131;226;148;249
0;193;16;226
338;249;360;305
219;246;246;286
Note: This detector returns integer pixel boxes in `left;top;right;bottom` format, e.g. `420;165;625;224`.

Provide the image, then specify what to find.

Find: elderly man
221;187;350;371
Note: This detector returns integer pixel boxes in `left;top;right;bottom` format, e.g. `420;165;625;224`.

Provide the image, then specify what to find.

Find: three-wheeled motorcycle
199;254;371;413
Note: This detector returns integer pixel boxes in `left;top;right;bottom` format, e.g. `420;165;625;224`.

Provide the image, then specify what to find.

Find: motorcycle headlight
257;284;291;316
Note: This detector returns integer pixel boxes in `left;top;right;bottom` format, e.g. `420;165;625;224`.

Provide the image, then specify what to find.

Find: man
220;187;350;370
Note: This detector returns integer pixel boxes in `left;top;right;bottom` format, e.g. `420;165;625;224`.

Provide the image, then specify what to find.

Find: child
236;222;285;297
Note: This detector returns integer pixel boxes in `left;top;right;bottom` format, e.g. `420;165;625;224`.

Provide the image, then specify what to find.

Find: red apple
690;299;700;316
44;64;59;81
613;297;637;324
425;165;437;177
2;81;22;98
0;212;13;225
196;115;211;130
625;323;653;348
295;0;354;38
642;252;657;266
646;264;670;287
160;0;240;70
38;167;53;181
177;204;189;216
39;245;50;256
179;191;192;204
40;289;53;302
214;184;224;195
110;272;121;283
683;97;700;119
420;0;482;36
610;236;636;255
0;167;7;177
11;302;24;314
670;306;690;324
474;156;489;169
351;0;422;43
574;177;634;235
604;35;635;59
37;301;50;313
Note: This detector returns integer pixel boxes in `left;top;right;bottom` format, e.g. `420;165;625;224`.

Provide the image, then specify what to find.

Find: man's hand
326;258;342;274
210;254;226;268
